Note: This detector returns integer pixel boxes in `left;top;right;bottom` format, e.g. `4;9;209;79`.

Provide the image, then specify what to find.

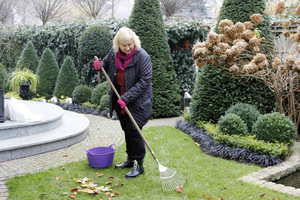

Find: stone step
0;100;64;140
0;110;89;162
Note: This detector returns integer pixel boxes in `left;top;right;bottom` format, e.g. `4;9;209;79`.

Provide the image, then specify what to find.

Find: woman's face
119;39;135;55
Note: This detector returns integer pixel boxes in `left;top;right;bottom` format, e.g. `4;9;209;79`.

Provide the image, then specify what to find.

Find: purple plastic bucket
84;144;116;168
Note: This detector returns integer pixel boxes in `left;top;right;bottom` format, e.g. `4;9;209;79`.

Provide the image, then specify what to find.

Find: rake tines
159;163;186;191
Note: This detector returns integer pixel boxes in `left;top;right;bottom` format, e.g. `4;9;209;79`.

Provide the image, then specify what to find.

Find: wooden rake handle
94;56;159;163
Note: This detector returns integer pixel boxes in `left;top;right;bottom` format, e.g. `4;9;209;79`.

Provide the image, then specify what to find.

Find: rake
94;56;186;191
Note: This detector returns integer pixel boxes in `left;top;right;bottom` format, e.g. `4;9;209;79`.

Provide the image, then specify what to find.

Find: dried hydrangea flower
263;9;270;15
292;33;300;43
223;26;237;39
272;57;282;68
244;21;253;30
296;44;300;53
192;42;206;51
250;13;264;25
283;30;291;38
295;5;300;15
207;32;220;45
286;54;295;67
275;1;286;15
248;37;261;47
257;60;269;69
235;22;245;33
229;65;239;74
253;53;266;63
292;61;300;72
242;30;255;41
218;19;234;33
282;20;292;29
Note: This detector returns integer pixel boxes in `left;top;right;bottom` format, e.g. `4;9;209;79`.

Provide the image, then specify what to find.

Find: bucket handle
109;143;117;149
83;149;91;155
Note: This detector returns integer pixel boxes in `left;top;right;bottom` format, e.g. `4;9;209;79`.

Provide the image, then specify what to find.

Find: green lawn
6;126;300;200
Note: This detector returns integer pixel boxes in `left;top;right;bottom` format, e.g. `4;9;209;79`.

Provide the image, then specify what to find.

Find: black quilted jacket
102;48;153;127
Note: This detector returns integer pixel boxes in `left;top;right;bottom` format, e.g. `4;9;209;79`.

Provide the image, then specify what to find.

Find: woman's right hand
93;59;103;70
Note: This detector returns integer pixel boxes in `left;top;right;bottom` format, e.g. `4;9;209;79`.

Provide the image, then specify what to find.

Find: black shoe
115;155;133;168
125;159;144;178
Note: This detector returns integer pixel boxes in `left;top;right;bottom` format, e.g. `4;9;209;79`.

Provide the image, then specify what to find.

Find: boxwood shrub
218;113;248;136
72;85;92;104
99;94;110;110
225;103;261;132
91;81;110;105
252;112;297;144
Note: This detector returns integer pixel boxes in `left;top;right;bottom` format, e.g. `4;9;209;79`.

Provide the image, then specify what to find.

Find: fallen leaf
203;194;208;196
60;167;65;171
105;182;112;185
74;177;92;184
56;176;60;180
63;154;68;157
105;192;111;196
109;176;114;179
154;137;158;140
96;172;104;177
176;185;182;193
217;198;224;200
71;188;78;192
70;193;77;198
62;192;69;195
208;198;212;200
40;193;46;196
260;193;266;197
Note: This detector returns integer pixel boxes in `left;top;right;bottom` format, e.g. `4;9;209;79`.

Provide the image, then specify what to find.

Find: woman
93;27;153;178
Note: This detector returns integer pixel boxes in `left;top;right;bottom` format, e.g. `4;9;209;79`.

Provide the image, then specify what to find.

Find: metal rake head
159;163;186;191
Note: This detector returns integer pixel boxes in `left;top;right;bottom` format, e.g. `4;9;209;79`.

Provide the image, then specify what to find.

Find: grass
6;126;300;200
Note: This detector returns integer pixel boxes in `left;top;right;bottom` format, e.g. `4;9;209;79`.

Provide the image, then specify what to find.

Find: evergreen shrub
0;63;8;89
53;56;79;98
91;81;109;105
225;103;261;132
218;113;248;136
72;85;92;103
36;48;59;99
16;41;39;73
99;94;110;110
252;112;297;144
129;0;181;118
78;25;113;86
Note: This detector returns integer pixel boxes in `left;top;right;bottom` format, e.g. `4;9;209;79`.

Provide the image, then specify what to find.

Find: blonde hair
113;27;141;52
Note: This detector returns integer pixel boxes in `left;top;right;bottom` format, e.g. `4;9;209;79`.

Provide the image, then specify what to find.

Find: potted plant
10;68;39;100
0;63;8;122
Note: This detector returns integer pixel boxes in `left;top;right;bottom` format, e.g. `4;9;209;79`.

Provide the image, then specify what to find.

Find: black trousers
117;113;146;160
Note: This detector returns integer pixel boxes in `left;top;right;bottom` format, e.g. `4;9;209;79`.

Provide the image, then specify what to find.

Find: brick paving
0;114;181;200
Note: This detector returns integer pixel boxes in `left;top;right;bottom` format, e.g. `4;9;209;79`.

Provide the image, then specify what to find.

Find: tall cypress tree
53;56;79;98
129;0;181;118
191;0;275;123
16;41;39;73
36;48;59;99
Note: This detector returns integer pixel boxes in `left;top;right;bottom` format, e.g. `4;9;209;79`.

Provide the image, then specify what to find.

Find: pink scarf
115;47;136;71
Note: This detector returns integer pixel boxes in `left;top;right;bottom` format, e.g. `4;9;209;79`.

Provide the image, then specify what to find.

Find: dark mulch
175;120;282;167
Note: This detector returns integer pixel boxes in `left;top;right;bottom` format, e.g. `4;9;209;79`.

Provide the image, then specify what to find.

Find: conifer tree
36;48;59;99
129;0;181;117
17;41;39;73
53;56;79;98
191;0;275;123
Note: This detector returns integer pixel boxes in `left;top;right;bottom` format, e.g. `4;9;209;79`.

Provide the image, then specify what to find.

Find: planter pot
0;89;5;123
19;83;29;100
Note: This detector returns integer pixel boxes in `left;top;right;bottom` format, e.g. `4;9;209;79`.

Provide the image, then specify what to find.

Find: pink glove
117;98;126;109
93;59;103;70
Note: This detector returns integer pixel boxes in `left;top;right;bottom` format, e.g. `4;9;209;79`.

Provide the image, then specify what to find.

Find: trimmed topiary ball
91;81;110;105
72;85;92;104
218;113;248;136
225;103;261;133
252;112;297;144
99;94;110;110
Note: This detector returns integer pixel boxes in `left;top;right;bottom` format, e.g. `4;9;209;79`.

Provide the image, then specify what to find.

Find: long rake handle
94;56;160;164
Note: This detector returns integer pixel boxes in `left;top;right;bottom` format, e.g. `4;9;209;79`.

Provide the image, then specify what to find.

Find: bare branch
160;0;187;18
72;0;107;19
29;0;70;25
0;0;16;25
